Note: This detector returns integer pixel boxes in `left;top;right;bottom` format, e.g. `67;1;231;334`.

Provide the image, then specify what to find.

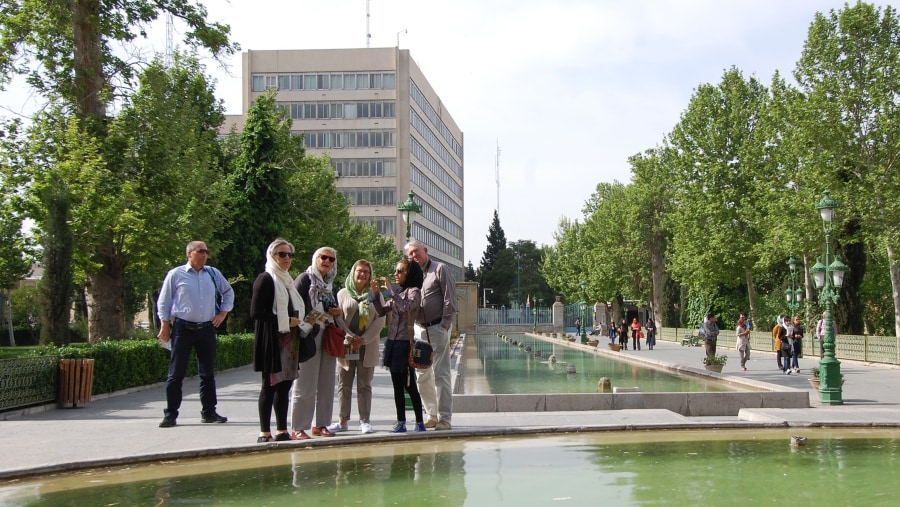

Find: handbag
409;327;434;370
291;326;316;363
323;323;346;358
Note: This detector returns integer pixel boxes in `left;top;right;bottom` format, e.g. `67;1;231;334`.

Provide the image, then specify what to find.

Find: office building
230;47;464;280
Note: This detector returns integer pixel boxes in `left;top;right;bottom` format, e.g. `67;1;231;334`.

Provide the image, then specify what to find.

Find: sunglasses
394;268;406;274
275;251;295;259
194;249;209;255
319;255;336;262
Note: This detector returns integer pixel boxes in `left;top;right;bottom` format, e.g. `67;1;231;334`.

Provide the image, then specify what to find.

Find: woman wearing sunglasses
250;239;316;442
289;247;342;439
324;259;386;435
370;258;427;433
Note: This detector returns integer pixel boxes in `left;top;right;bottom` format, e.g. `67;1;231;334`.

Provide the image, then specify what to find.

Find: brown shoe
424;418;438;428
312;426;336;437
292;430;311;440
435;421;451;431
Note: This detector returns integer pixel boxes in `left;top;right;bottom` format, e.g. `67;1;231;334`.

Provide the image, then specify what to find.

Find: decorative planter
608;343;622;351
704;364;724;373
586;339;599;347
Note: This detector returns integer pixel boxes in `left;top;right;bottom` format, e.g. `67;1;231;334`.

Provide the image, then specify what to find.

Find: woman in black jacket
250;238;314;443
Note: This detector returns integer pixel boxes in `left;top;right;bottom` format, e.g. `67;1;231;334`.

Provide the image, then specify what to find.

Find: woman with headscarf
250;239;315;443
289;247;342;439
370;258;427;433
324;259;386;435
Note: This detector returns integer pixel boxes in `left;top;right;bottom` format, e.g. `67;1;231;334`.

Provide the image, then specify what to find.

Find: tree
629;148;676;326
464;261;477;282
509;240;553;307
479;210;507;275
792;2;900;335
666;67;771;323
0;182;34;344
478;210;509;306
0;1;237;343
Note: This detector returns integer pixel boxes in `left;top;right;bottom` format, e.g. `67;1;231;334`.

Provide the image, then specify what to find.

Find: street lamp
785;255;803;316
397;190;422;242
580;280;588;344
483;288;493;309
812;190;848;405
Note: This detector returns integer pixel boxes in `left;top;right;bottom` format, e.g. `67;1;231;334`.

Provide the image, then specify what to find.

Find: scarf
342;268;370;331
305;263;336;312
265;256;304;333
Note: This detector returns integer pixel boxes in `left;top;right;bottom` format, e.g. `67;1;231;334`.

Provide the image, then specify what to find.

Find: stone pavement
1;337;898;480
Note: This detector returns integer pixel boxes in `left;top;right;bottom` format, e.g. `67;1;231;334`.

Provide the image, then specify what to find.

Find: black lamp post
397;190;422;241
811;190;848;405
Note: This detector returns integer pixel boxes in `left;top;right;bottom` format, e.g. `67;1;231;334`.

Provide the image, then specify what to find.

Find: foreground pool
3;428;898;506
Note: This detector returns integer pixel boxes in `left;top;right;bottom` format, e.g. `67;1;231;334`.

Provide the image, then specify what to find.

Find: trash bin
58;358;94;408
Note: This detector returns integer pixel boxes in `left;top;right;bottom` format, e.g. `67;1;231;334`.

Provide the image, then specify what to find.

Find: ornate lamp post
811;190;849;405
785;255;803;316
580;280;588;343
397;190;422;241
532;305;537;333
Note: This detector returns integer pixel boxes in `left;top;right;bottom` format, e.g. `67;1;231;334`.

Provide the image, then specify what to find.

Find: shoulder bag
409;325;434;370
323;323;346;358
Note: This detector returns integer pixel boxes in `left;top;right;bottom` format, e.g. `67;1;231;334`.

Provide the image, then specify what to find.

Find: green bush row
52;332;254;395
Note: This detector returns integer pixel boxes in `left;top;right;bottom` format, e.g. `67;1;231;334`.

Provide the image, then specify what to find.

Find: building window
252;75;265;91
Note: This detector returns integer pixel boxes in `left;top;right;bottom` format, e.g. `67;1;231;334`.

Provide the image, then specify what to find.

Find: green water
3;429;899;506
463;334;730;394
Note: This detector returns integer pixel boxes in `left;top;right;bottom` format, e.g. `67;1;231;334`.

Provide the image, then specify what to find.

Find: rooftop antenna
164;12;174;67
495;140;501;215
366;0;371;47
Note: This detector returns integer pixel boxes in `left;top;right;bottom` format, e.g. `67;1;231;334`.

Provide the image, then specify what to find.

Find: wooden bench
681;330;701;347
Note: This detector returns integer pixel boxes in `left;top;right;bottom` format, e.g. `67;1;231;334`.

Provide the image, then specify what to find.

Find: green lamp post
397;190;422;241
785;255;803;316
580;280;588;344
812;190;848;405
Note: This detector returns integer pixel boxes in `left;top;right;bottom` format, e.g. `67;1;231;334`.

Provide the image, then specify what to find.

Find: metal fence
658;327;900;365
0;356;58;412
477;307;552;326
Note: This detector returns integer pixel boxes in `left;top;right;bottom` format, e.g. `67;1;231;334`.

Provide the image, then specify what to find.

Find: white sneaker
359;422;373;434
327;422;348;433
785;369;792;375
794;368;801;374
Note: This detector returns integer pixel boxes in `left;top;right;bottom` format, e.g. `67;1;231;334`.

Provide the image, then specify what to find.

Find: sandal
292;430;311;440
274;432;292;441
257;435;273;443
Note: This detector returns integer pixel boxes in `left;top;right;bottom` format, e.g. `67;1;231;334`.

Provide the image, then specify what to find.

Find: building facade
233;48;464;280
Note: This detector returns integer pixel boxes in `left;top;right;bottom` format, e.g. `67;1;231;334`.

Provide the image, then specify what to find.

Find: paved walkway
2;337;898;479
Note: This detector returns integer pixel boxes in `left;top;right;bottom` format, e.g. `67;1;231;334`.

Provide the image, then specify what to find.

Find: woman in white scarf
250;239;313;443
289;246;342;439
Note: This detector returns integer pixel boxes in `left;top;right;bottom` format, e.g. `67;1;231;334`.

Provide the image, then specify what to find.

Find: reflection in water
4;430;900;506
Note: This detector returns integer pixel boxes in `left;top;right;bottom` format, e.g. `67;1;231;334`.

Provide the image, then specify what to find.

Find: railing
658;327;900;366
0;356;59;412
478;307;552;326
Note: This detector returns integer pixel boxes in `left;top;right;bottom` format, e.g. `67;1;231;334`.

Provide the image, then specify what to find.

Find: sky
3;0;899;265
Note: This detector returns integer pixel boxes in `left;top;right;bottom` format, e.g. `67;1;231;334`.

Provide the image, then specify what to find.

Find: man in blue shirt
157;241;234;428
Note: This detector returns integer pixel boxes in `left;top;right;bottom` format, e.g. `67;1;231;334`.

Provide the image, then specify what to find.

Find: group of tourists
155;239;457;442
607;317;657;350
